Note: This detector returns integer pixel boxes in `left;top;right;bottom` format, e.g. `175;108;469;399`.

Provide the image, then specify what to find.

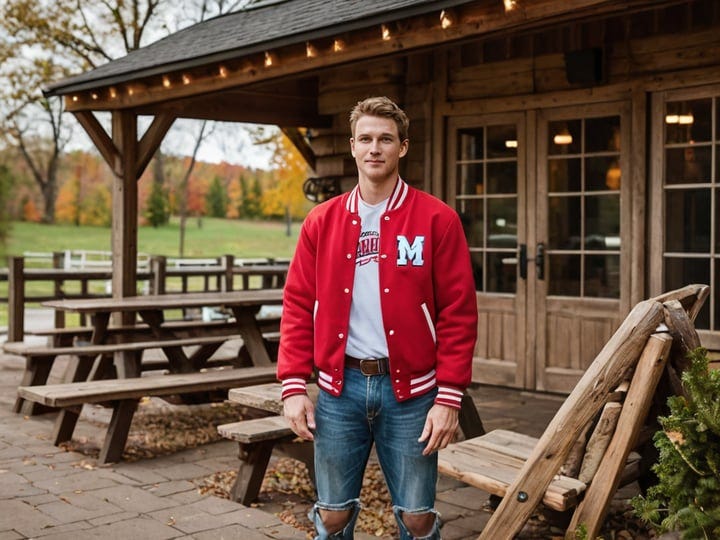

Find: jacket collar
344;177;409;214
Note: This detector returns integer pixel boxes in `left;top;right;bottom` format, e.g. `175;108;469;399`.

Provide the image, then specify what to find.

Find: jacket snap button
388;330;395;336
383;288;389;293
338;333;344;339
344;288;350;293
346;253;352;259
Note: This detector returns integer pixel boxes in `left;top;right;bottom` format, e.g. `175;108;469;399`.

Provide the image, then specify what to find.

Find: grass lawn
2;217;299;261
0;217;300;328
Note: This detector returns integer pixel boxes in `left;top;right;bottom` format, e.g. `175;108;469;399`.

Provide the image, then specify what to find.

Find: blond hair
349;96;409;141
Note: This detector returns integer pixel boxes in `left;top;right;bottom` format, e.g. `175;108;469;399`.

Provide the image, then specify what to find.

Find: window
546;115;621;298
662;96;716;329
455;124;518;293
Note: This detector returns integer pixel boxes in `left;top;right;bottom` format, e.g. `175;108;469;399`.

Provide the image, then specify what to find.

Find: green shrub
632;347;720;539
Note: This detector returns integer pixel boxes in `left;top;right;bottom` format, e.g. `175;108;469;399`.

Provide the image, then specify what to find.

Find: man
277;96;477;540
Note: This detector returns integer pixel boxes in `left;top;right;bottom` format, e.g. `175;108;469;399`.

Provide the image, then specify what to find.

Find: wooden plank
478;299;664;539
578;401;622;484
438;440;585;511
43;289;283;313
18;366;277;407
3;334;242;357
567;333;673;539
218;416;294;443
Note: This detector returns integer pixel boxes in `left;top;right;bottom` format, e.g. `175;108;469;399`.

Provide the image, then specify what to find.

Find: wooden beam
73;111;121;176
281;127;316;171
136;112;175;180
136;90;332;128
63;0;669;114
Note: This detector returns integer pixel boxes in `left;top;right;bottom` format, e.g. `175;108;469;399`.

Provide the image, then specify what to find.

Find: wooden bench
438;284;709;540
17;366;278;464
5;334;245;415
217;416;314;504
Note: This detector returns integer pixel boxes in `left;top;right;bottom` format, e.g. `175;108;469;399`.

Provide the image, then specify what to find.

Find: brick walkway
0;350;568;540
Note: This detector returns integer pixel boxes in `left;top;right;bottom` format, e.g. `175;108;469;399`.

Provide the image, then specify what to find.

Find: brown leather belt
344;354;389;376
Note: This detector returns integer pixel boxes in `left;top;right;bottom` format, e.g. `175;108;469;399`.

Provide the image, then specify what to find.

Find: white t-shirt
345;197;389;358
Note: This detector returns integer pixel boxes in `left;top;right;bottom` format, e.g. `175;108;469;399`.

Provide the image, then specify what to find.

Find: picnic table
8;289;285;463
43;289;283;377
218;381;484;503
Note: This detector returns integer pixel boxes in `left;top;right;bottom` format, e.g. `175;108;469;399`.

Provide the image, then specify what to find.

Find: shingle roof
45;0;474;95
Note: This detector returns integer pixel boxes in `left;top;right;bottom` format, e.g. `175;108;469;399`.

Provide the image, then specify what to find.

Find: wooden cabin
44;0;720;393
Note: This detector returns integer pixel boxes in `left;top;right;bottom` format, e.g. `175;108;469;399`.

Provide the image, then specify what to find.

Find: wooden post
222;254;235;292
52;251;66;328
150;255;167;295
567;332;673;539
7;256;24;342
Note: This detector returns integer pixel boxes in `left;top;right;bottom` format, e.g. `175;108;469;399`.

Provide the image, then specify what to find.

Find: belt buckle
359;359;377;376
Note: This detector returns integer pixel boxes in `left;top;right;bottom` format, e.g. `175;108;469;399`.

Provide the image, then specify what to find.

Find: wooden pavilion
44;0;720;393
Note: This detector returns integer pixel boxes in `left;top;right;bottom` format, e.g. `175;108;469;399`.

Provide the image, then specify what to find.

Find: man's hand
283;394;316;441
418;404;459;456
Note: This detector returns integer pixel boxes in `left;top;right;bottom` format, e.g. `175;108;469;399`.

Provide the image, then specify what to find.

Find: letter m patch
397;235;425;266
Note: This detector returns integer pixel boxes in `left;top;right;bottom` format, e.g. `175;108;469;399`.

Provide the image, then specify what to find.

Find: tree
206;175;228;218
0;165;13;246
0;0;251;226
145;179;170;227
261;131;312;230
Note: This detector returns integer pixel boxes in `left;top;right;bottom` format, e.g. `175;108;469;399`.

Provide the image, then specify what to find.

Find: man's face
350;115;408;185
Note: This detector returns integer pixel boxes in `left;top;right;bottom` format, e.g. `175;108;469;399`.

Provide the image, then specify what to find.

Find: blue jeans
310;367;441;539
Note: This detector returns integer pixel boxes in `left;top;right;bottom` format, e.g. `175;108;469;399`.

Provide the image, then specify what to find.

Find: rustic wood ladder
438;284;709;540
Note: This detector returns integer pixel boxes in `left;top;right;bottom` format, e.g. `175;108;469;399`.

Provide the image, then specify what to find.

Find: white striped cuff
281;378;307;400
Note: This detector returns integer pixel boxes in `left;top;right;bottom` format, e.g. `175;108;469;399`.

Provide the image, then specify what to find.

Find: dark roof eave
43;0;473;97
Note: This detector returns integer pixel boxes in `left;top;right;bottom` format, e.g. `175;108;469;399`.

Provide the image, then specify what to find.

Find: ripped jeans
310;367;441;540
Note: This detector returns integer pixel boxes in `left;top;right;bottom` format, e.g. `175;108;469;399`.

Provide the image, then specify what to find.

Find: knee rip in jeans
393;506;441;539
310;499;361;538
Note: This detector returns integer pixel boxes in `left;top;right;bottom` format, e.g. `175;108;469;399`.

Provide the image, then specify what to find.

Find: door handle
518;244;527;280
536;242;545;280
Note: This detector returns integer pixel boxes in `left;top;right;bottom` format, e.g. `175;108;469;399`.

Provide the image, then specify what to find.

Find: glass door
448;112;527;388
535;102;631;393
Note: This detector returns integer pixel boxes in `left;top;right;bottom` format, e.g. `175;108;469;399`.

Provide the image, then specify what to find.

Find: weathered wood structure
44;0;720;392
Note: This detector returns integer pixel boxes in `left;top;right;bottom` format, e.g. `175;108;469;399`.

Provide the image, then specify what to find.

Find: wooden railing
0;254;288;341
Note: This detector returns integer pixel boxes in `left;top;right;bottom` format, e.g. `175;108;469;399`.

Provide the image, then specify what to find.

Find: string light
306;41;317;58
182;74;191;85
503;0;518;12
264;51;275;67
162;76;171;88
333;39;345;52
91;93;98;100
109;87;117;99
71;95;78;102
440;9;454;29
381;24;391;41
218;65;228;78
127;86;134;96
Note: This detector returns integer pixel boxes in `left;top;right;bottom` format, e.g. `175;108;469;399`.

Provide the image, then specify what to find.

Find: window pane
457;198;483;248
665;188;711;253
585;116;621;153
487;251;517;293
548;195;581;250
585;195;620;251
487;125;517;158
549;119;581;155
470;251;483;291
458;129;483;160
665;146;712;184
664;257;710;329
665;98;712;144
548;158;581;192
585;254;620;298
458;164;484;195
487;162;517;194
586;156;621;191
548;254;580;296
488;197;517;248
